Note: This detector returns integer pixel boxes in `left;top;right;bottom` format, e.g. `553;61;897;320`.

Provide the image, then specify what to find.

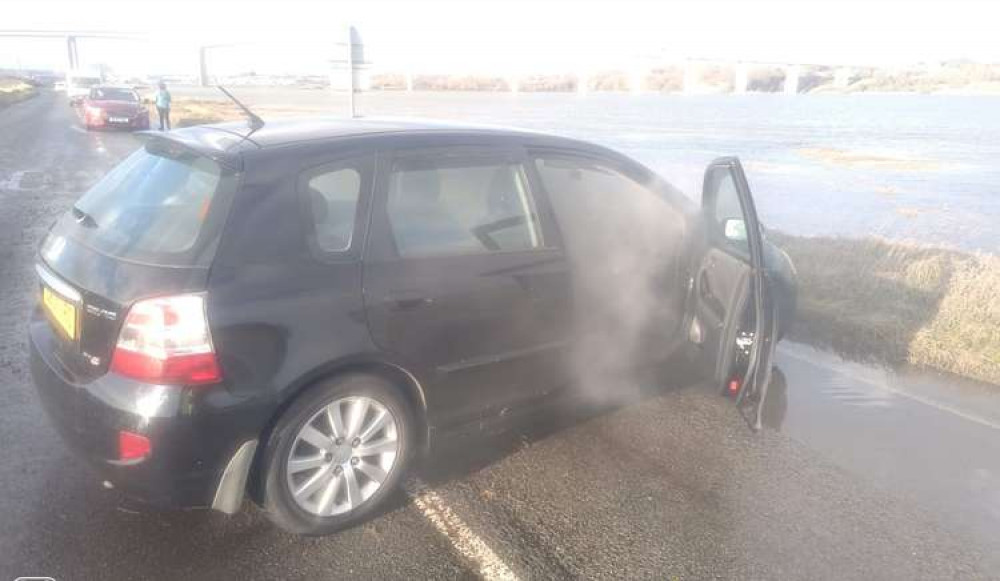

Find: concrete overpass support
508;75;519;94
576;71;588;95
629;66;643;95
65;35;78;70
405;71;414;92
683;60;697;94
834;67;852;89
198;47;209;87
734;62;749;94
784;64;800;95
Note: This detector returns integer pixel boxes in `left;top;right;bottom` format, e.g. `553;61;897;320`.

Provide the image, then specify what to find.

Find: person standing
155;81;172;131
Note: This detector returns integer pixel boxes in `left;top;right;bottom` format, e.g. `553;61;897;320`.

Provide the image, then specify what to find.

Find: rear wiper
71;205;98;228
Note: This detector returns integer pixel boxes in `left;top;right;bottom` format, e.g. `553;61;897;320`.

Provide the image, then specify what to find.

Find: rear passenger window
302;157;371;253
386;156;542;257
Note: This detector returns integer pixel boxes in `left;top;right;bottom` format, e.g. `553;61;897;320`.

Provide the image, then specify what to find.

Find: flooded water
177;87;1000;252
775;342;1000;560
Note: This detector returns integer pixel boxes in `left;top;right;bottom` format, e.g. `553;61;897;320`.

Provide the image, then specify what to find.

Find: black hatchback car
30;118;796;535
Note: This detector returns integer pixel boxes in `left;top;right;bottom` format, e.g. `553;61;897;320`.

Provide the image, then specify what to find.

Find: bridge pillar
576;72;588;95
784;64;800;94
508;75;519;94
629;67;643;95
405;71;414;92
198;47;210;87
683;59;697;94
734;62;749;94
834;67;852;89
65;35;78;70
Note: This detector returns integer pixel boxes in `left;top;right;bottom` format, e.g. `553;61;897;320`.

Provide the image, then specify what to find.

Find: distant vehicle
66;73;103;104
80;86;150;131
27;72;62;87
29;118;797;535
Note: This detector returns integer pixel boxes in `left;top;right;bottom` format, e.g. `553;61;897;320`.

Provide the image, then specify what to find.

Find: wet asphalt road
0;91;998;580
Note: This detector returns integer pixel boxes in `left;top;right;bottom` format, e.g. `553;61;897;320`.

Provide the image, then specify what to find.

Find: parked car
79;86;150;131
29;119;797;535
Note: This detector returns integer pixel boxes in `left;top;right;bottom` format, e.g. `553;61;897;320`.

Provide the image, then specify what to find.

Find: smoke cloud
537;156;692;405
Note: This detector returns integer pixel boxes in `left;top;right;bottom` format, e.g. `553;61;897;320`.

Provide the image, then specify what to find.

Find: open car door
689;157;776;430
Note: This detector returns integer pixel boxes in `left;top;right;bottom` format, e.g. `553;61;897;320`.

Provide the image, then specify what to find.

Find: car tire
261;373;414;536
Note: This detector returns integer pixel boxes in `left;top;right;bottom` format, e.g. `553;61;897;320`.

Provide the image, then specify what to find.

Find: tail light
110;294;222;385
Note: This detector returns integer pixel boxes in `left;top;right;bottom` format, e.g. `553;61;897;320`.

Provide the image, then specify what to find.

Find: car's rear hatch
91;100;141;115
36;137;240;382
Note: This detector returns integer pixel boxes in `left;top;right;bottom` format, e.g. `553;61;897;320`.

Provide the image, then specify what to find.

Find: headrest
395;169;441;205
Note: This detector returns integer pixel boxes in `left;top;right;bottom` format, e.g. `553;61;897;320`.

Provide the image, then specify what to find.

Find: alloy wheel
285;395;399;516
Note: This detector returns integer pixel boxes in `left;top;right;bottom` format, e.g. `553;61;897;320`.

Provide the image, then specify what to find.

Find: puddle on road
770;341;1000;554
776;341;1000;428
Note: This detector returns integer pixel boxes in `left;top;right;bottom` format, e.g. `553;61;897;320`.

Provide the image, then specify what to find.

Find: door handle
699;270;714;301
698;271;725;327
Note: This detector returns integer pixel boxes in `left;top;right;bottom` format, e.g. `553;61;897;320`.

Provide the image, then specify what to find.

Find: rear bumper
84;111;149;129
29;311;265;510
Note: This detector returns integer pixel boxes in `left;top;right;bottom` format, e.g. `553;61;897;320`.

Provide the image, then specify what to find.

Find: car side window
386;155;543;258
301;156;372;253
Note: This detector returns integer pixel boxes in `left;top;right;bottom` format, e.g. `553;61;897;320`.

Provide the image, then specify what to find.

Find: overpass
0;29;143;74
0;28;365;90
573;57;866;95
2;29;866;96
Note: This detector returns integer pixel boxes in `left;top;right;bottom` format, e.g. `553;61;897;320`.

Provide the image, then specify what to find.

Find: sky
1;0;999;76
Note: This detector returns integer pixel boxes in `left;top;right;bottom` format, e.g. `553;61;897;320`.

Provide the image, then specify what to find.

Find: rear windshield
90;87;138;101
67;142;238;266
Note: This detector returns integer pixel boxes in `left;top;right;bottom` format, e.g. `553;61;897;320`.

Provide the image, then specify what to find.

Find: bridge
2;29;863;95
0;28;365;90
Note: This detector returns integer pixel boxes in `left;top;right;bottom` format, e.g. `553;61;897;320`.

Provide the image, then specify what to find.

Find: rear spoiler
134;130;245;172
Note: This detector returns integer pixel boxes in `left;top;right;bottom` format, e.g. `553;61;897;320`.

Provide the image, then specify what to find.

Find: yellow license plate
42;286;77;340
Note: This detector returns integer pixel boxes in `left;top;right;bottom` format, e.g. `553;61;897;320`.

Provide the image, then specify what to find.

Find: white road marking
0;170;25;190
406;479;519;581
0;170;44;191
69;125;86;134
780;347;1000;431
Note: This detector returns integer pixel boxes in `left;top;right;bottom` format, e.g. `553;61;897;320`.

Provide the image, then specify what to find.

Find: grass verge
770;232;1000;385
164;98;335;128
0;77;38;108
168;99;245;128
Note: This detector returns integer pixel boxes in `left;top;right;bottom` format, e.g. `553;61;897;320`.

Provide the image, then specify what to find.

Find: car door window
301;157;371;253
532;154;685;264
386;156;543;257
706;169;751;257
532;152;689;341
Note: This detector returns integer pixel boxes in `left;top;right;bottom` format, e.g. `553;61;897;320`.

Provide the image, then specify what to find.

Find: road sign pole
347;26;355;119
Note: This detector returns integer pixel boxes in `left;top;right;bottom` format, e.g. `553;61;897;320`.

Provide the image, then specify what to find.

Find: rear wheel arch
247;360;429;504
